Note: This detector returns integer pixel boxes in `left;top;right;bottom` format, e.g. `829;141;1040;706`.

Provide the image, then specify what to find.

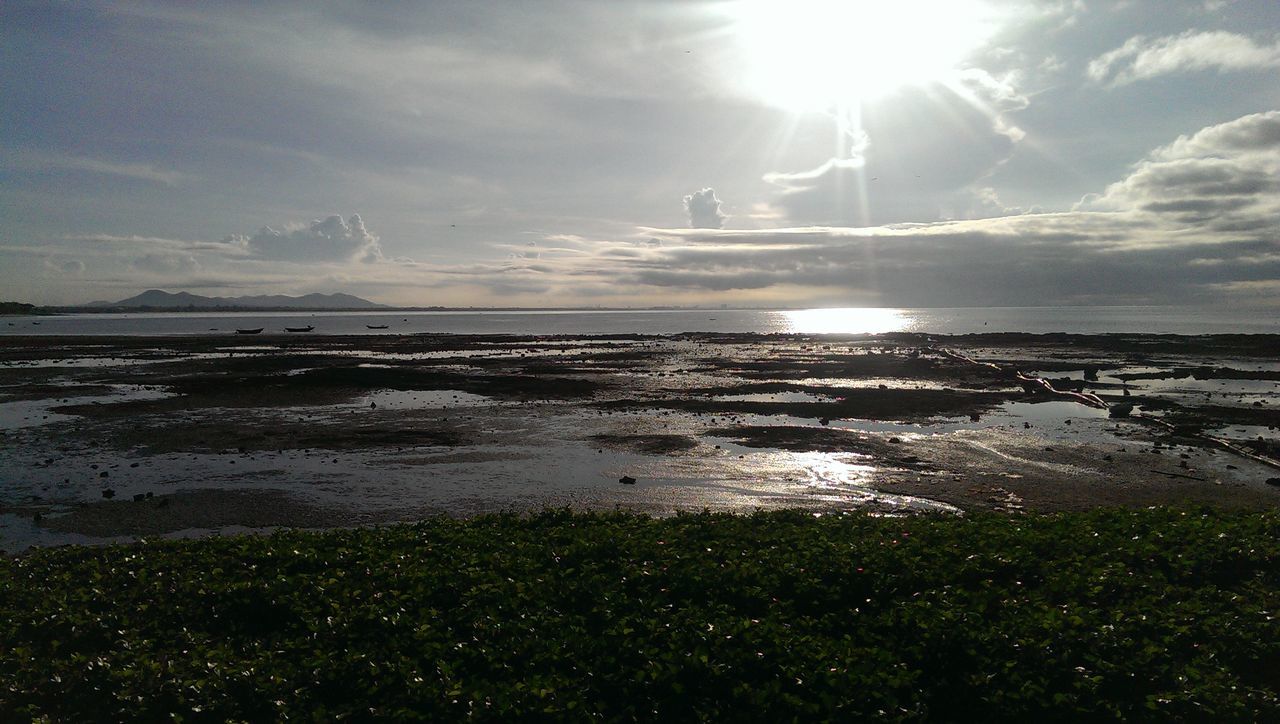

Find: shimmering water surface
3;305;1278;337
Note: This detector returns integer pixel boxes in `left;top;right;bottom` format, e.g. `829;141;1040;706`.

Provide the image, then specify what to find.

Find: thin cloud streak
1088;30;1280;86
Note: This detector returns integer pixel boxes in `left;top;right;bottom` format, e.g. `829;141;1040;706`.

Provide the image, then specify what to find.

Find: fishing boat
285;325;315;332
235;327;264;335
366;324;389;329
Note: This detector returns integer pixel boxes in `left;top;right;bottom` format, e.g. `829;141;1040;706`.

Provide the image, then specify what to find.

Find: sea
1;306;1277;337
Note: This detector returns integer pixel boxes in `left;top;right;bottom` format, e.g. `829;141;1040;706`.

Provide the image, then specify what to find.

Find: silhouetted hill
90;290;385;310
0;301;39;315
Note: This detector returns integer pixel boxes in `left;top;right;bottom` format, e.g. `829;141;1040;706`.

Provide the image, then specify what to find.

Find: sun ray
725;0;998;113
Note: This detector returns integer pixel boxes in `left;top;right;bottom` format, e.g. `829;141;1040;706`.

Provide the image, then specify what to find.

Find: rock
819;417;830;426
133;493;146;502
101;489;115;499
888;437;902;444
99;471;109;478
1109;403;1134;418
1267;477;1280;487
619;475;637;485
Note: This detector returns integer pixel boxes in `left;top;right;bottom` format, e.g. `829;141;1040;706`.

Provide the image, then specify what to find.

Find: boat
366;324;389;329
285;325;314;332
235;328;264;335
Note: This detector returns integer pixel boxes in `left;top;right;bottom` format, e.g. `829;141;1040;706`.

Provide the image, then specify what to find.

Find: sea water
2;306;1276;337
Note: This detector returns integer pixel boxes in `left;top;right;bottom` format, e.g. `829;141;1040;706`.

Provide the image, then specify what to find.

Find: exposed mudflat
2;331;1277;550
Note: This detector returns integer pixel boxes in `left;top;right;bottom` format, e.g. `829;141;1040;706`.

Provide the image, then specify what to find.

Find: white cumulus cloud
233;214;384;262
1088;31;1280;86
683;188;727;229
1080;111;1280;233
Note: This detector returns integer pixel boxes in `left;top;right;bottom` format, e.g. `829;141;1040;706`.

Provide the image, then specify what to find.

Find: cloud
64;234;250;255
1088;31;1280;85
1079;111;1280;232
763;75;1027;226
14;152;188;186
235;214;384;262
301;107;1275;307
131;253;201;275
615;212;1273;307
43;258;85;275
683;188;727;229
556;110;1280;306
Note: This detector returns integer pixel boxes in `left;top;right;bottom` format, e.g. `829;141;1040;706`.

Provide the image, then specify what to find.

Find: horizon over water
2;305;1277;337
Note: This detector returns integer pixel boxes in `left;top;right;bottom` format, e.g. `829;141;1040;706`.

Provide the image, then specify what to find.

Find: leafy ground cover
2;508;1278;721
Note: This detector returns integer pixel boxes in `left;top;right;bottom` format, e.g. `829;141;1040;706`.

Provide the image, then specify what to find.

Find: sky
2;0;1279;308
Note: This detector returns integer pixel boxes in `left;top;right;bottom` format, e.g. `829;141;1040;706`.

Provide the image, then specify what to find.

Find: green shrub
2;508;1277;720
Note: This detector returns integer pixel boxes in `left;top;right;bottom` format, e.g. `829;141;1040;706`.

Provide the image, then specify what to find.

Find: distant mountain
91;290;385;310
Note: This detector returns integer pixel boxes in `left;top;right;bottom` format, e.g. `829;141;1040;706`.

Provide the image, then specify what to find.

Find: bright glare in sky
730;0;996;111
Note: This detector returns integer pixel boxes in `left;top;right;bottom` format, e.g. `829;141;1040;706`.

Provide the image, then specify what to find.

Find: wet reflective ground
1;332;1277;550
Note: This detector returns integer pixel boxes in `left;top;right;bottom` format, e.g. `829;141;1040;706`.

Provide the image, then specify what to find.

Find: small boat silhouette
235;327;264;335
366;324;389;329
285;325;315;332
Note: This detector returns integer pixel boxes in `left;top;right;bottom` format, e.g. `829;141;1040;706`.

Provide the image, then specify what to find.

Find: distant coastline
39;304;742;314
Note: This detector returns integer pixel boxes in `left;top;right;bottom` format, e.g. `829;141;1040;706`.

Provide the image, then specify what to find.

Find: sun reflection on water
781;307;913;335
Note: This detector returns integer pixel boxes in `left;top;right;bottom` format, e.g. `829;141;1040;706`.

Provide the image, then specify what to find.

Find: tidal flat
1;332;1278;550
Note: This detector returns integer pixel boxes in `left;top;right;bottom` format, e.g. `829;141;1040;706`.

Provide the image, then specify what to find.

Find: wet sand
1;332;1277;549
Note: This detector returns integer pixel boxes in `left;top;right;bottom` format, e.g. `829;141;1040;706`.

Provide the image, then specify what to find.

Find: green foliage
2;508;1278;721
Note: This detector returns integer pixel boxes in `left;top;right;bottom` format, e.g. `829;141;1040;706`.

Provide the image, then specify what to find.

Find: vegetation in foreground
2;508;1278;721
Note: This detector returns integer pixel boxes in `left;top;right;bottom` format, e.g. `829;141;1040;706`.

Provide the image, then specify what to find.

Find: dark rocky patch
601;388;1013;423
589;434;699;455
0;384;116;403
103;413;470;454
1171;405;1280;429
42;489;365;537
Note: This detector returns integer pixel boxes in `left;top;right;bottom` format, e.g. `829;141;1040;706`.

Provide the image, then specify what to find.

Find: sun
728;0;995;112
